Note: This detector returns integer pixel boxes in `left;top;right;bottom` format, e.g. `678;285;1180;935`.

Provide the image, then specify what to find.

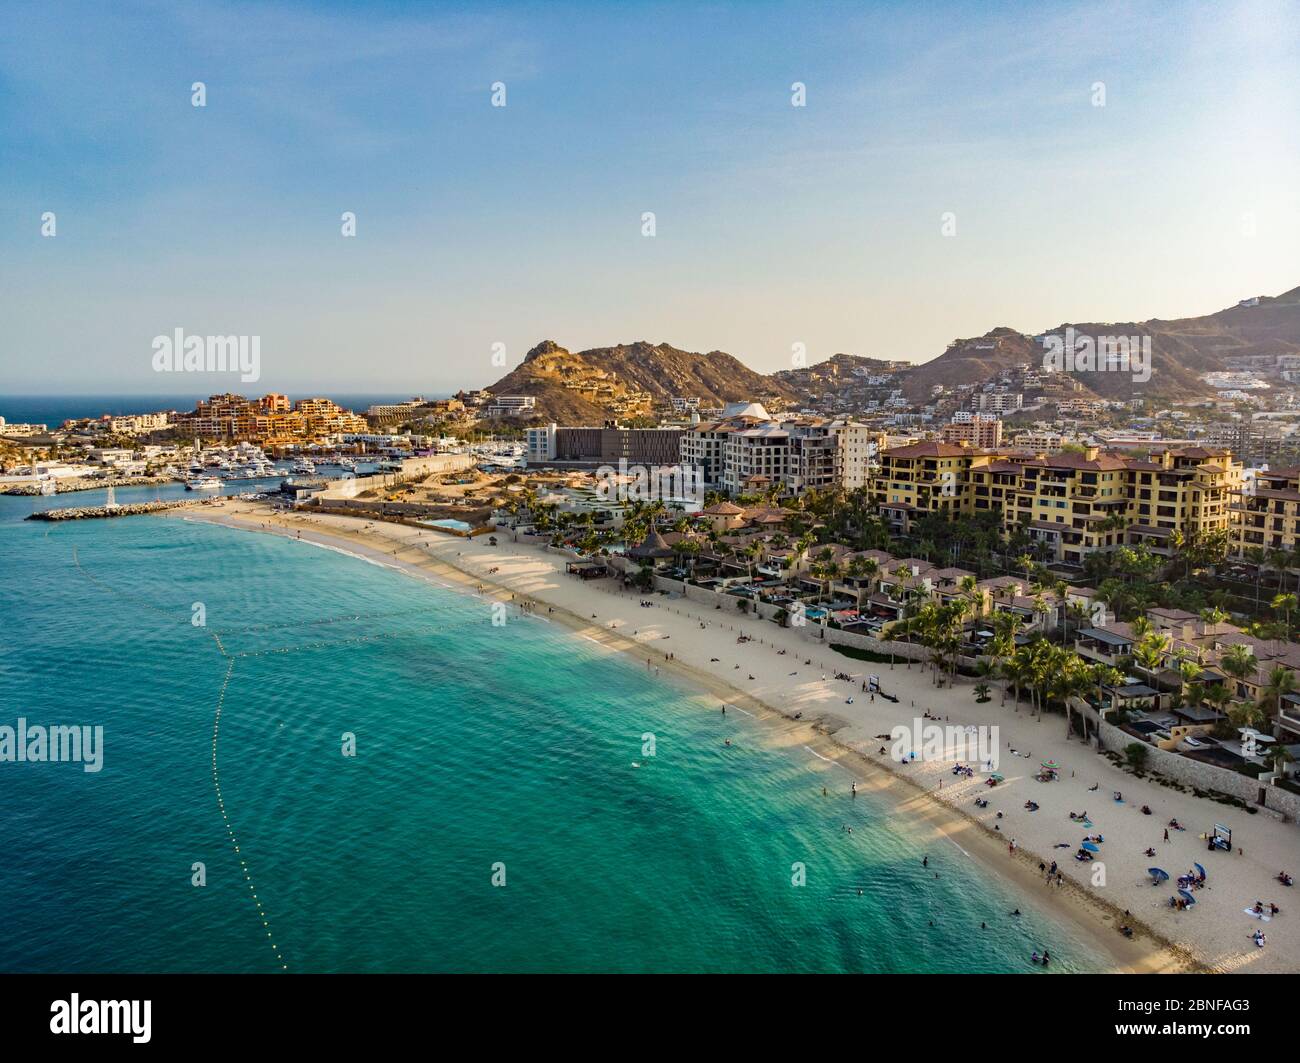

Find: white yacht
186;475;221;491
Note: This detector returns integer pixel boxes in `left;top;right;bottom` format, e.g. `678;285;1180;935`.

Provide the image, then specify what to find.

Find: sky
1;0;1297;396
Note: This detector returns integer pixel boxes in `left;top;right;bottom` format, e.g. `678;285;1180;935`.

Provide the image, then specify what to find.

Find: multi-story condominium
0;419;49;437
872;441;980;530
942;415;1002;448
101;412;172;434
367;397;428;419
973;391;1022;414
872;443;1242;565
178;394;366;441
525;422;683;467
1232;465;1300;556
1010;429;1064;450
291;398;369;435
484;395;537;418
680;406;874;494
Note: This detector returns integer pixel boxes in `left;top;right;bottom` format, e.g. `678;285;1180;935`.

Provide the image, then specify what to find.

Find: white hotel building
681;403;875;496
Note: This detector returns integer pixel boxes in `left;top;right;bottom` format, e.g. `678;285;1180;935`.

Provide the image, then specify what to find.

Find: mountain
483;340;801;422
899;286;1300;402
478;287;1300;423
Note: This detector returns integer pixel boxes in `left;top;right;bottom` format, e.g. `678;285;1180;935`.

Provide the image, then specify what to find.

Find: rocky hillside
900;286;1300;402
483;340;801;422
478;287;1300;423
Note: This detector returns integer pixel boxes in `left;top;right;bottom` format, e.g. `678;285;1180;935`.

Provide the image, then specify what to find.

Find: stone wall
1096;718;1300;823
315;454;475;501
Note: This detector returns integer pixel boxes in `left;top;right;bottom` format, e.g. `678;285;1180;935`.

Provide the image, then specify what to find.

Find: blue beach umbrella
1178;889;1197;905
1149;867;1169;883
1082;841;1100;852
1194;862;1207;880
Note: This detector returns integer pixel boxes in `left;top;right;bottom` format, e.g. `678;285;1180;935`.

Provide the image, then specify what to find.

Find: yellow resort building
873;442;1243;565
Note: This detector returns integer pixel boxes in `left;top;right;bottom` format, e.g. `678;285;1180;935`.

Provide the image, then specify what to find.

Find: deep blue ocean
0;490;1109;972
0;395;435;428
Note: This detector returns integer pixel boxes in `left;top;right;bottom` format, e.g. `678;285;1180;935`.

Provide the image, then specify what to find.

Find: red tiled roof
883;441;972;458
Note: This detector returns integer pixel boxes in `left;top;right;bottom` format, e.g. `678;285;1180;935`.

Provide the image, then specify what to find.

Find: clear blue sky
2;0;1297;395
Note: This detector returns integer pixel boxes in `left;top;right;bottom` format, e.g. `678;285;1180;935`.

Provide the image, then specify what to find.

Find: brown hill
477;287;1300;422
484;340;801;422
900;286;1300;402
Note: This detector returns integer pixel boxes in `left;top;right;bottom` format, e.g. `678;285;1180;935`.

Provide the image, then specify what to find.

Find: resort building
942;414;1002;449
175;394;367;443
525;422;685;468
484;395;537;418
1232;464;1300;557
872;443;1243;565
680;405;874;495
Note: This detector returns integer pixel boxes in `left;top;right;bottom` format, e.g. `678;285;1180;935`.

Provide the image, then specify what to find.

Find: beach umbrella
1149;867;1169;882
1178;889;1197;905
989;773;1004;781
1194;862;1207;880
1041;760;1058;769
1082;841;1100;852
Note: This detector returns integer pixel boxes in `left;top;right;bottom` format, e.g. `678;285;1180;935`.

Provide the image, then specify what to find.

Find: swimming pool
417;518;474;533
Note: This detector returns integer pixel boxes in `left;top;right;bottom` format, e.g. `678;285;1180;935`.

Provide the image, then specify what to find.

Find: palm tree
1267;744;1294;778
989;610;1019;705
1200;606;1230;633
1064;599;1091;639
1272;593;1298;641
1258;666;1297;727
1129;615;1154;641
1090;664;1125;719
958;574;982;623
1245;547;1268;606
1177;659;1203;711
1219;643;1257;700
1203;682;1232;721
1227;700;1265;733
1132;632;1170;676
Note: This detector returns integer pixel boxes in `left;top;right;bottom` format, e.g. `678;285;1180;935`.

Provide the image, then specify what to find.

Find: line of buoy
211;657;287;971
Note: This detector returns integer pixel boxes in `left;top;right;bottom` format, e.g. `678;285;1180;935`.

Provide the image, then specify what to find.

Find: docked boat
290;459;317;475
186;476;222;491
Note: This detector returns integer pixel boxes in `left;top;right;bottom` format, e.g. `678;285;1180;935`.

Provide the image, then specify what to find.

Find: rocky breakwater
27;499;215;521
3;474;178;496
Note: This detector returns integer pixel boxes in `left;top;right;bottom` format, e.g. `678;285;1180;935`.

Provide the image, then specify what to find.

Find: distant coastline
0;394;448;429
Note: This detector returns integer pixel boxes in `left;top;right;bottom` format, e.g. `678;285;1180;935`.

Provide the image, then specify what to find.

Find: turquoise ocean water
0;488;1109;972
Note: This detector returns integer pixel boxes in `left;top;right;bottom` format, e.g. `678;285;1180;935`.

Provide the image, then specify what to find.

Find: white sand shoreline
179;500;1300;974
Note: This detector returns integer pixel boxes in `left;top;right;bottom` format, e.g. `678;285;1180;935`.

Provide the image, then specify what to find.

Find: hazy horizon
3;0;1297;395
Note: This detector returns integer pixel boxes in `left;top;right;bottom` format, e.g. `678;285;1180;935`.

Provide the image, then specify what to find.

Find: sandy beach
181;499;1300;974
